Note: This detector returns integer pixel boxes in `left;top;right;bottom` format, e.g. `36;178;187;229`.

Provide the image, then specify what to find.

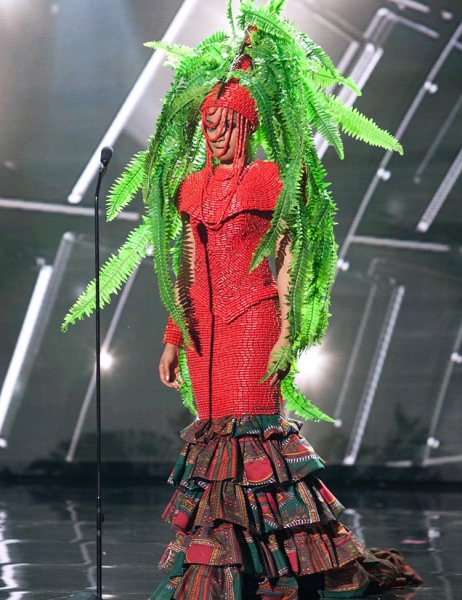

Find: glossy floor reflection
0;483;460;599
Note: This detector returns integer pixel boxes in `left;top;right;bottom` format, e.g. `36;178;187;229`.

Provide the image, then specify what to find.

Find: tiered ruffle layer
151;415;421;599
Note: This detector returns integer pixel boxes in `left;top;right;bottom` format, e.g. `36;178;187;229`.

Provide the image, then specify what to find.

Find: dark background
0;0;461;480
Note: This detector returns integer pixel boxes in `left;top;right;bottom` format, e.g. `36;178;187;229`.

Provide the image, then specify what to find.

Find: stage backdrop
0;0;461;480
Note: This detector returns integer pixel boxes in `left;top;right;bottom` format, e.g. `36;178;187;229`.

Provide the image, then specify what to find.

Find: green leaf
178;347;197;415
307;65;361;96
238;6;294;42
303;82;344;159
298;33;343;82
326;94;403;154
106;150;145;221
268;0;289;15
261;343;293;382
227;0;235;35
281;372;334;422
61;219;152;331
194;30;230;62
144;40;193;68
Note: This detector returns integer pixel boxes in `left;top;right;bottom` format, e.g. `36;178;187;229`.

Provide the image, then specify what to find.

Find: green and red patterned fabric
151;415;422;599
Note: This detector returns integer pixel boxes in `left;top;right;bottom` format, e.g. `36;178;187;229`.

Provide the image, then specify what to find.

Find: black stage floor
0;482;460;599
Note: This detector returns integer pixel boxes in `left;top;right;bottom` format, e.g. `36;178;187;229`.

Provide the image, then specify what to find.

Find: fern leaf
144;40;193;68
307;65;361;96
236;71;284;162
298;33;342;81
261;343;293;382
268;0;289;15
194;31;230;65
106;150;145;221
326;95;403;154
251;157;302;270
227;0;235;35
61;219;152;331
195;30;229;52
238;7;294;42
281;373;334;422
303;83;344;159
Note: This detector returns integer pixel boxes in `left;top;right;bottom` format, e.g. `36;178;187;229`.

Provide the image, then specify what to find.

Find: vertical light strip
343;285;405;465
333;283;378;423
417;147;462;232
334;40;361;79
414;90;462;182
0;265;53;436
66;269;139;462
422;318;462;465
67;0;198;204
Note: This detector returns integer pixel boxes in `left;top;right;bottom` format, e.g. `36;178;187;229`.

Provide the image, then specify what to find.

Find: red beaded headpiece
199;54;258;226
200;78;258;131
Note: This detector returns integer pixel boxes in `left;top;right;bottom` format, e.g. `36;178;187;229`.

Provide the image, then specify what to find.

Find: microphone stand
71;146;113;600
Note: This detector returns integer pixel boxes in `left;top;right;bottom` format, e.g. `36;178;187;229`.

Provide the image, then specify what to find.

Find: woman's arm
269;231;292;387
159;217;195;389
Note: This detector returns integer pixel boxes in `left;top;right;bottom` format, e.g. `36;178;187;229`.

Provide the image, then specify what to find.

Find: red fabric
178;160;282;324
185;297;282;420
163;316;183;347
163;160;284;419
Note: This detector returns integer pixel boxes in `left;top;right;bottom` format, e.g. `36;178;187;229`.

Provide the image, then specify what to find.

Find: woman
153;80;420;599
63;3;421;596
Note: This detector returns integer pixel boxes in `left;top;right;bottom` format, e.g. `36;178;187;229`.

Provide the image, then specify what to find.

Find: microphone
100;145;113;167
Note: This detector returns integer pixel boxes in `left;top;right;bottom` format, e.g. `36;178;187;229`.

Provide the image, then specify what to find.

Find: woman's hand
159;343;184;389
269;335;290;387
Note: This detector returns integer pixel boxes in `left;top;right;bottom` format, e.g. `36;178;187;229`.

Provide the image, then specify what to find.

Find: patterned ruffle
153;565;370;600
151;415;421;599
163;476;344;535
159;521;364;578
169;414;327;488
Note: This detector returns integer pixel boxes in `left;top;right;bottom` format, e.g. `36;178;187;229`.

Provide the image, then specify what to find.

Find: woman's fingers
159;359;176;388
159;360;171;387
174;366;184;385
269;367;290;387
269;373;279;387
159;357;183;389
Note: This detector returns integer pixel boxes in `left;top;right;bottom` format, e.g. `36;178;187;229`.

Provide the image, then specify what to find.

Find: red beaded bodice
178;160;282;323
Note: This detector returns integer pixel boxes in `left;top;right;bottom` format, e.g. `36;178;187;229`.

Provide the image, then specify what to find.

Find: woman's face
204;109;238;167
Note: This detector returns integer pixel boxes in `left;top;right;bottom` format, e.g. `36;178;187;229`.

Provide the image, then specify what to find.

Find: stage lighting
451;352;462;364
100;351;114;371
427;437;440;449
295;346;327;384
337;258;350;272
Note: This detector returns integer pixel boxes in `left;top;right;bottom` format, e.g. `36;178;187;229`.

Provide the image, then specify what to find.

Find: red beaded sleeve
163;317;184;347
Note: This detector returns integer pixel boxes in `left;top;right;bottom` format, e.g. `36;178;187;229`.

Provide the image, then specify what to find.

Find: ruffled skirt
151;415;421;599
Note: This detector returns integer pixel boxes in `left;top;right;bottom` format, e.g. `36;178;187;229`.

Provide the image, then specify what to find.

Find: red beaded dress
154;159;421;600
154;80;421;599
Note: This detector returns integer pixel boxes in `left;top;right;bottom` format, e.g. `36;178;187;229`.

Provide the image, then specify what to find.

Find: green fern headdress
63;0;402;421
